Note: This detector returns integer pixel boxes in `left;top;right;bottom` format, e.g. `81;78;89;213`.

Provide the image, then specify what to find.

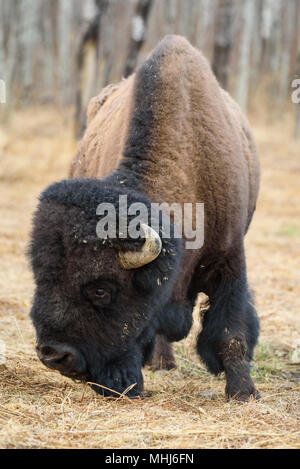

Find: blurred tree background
0;0;299;137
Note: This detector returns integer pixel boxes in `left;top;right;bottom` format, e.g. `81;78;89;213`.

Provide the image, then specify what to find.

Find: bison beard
29;35;260;401
30;178;193;397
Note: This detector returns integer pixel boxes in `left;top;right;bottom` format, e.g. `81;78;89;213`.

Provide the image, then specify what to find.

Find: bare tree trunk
293;10;300;139
74;0;108;137
164;0;177;34
41;0;56;100
0;0;5;79
212;0;236;89
184;0;199;44
1;0;19;122
260;0;273;71
97;0;114;89
266;0;282;117
123;0;154;78
293;74;300;139
278;0;296;111
0;0;6;117
58;0;73;105
235;0;256;111
196;0;217;60
19;0;41;98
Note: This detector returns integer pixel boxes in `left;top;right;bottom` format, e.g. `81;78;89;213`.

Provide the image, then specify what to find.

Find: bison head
29;177;182;397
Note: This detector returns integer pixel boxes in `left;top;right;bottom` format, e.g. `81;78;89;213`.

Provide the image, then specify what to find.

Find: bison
30;35;260;401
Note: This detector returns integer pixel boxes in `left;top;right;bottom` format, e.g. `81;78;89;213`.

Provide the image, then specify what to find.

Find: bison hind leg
147;335;177;371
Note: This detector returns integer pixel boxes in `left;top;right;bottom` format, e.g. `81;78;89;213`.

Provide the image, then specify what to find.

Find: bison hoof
226;387;261;402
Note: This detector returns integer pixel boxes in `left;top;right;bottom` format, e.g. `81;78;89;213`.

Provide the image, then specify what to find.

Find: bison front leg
156;301;194;342
145;301;193;371
196;256;260;401
146;301;193;371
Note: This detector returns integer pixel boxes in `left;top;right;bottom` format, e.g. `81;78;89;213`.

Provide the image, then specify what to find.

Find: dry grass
0;106;299;449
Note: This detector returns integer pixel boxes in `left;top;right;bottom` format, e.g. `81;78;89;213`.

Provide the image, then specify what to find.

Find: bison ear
117;223;162;270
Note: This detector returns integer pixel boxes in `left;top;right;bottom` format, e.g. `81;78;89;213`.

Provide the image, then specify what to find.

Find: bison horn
117;223;162;270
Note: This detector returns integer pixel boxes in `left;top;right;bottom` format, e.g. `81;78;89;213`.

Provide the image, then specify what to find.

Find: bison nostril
38;345;67;361
37;344;78;372
46;352;71;365
38;345;56;357
36;343;86;378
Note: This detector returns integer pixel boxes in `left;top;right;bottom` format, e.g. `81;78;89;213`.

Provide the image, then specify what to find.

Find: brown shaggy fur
70;35;260;374
71;36;259;218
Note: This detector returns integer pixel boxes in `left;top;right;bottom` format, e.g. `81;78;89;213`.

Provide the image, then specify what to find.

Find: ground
0;107;299;449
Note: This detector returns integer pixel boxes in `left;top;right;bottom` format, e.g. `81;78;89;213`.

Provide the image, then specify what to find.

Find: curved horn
117;223;162;270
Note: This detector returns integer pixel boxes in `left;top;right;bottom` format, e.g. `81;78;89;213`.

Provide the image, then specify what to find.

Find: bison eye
83;281;115;307
94;287;112;306
96;288;108;298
